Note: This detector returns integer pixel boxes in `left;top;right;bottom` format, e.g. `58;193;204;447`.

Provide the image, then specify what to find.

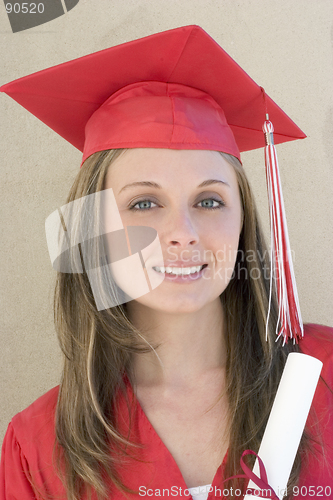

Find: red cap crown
84;81;240;163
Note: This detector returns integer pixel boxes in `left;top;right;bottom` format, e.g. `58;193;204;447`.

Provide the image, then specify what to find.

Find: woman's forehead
106;148;238;188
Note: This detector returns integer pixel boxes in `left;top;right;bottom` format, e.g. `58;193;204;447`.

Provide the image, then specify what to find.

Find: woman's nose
163;208;199;247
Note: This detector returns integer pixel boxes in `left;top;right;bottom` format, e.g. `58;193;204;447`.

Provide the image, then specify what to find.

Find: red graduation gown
1;324;333;500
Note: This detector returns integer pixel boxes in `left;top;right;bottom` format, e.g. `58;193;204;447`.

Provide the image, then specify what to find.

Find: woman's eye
197;198;224;209
129;197;224;211
129;200;158;211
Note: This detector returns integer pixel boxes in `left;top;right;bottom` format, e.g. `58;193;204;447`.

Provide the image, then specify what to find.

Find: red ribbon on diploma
222;450;279;499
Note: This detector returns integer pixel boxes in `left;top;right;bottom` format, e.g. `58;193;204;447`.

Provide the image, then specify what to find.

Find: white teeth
154;265;203;275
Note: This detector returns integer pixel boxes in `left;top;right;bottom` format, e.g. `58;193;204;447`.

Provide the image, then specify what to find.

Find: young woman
1;26;332;500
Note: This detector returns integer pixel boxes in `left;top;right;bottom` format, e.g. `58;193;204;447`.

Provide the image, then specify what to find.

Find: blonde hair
53;149;306;499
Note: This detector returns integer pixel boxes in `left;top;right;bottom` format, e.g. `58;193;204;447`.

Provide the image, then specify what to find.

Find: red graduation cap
0;25;304;161
0;25;305;343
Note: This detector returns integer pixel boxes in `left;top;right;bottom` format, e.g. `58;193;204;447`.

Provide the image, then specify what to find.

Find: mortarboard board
0;25;305;343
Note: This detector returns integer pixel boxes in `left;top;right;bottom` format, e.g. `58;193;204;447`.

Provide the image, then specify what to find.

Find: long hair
218;153;304;496
53;149;306;499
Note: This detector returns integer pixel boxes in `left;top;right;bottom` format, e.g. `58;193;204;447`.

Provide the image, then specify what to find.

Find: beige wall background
1;0;332;443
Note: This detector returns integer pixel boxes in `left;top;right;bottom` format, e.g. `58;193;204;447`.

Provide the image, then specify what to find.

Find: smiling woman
1;25;333;500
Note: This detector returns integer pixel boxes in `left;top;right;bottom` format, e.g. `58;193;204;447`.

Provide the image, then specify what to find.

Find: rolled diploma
244;352;322;500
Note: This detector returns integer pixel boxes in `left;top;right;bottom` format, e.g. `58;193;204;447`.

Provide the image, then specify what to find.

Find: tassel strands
263;118;303;344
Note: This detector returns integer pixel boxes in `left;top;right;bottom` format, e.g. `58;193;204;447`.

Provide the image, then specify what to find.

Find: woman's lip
150;262;208;268
151;264;208;282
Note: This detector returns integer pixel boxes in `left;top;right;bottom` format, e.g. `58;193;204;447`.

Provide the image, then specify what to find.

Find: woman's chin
128;288;223;316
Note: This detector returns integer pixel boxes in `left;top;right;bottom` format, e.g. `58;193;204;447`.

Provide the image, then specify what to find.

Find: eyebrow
118;179;230;194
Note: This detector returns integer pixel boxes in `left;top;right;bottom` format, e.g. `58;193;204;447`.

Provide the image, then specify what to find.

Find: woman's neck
128;298;227;389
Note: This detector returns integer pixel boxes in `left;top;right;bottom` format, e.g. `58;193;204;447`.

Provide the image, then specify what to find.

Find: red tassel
263;119;303;344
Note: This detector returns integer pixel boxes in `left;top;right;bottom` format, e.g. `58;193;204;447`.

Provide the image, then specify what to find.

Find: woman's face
104;148;243;314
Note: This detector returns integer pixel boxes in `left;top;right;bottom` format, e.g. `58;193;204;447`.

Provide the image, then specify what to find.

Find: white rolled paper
244;352;322;500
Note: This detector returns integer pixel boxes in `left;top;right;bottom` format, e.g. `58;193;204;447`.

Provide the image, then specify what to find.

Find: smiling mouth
152;264;208;276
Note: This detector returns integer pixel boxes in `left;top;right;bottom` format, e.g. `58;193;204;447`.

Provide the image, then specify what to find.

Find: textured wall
1;0;332;443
